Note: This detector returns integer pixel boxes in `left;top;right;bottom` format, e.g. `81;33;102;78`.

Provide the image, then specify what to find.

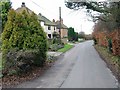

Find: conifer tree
2;9;47;67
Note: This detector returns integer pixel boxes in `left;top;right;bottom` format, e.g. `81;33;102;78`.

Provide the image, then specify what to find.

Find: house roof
38;13;56;26
16;3;56;26
56;21;68;29
16;2;34;14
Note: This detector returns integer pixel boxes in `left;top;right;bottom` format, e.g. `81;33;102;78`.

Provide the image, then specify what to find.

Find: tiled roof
16;3;33;14
56;21;68;29
38;13;56;26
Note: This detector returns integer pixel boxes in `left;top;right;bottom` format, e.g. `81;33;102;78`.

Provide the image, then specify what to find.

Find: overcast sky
10;0;95;34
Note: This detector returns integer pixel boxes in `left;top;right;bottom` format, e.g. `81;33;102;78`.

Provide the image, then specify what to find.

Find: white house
38;13;57;39
16;2;68;41
16;2;57;39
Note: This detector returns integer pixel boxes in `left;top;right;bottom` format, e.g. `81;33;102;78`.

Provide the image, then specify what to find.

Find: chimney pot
21;2;25;7
39;13;42;16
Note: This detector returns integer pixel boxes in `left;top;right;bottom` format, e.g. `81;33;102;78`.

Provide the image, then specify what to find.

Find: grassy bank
57;44;74;53
94;45;120;82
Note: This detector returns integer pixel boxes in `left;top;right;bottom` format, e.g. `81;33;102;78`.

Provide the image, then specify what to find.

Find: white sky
10;0;95;34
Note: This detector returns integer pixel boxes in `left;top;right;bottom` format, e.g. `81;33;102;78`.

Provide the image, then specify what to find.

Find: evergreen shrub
2;9;47;74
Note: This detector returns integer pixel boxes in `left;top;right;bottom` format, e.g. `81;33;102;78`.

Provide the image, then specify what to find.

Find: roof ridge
38;14;56;26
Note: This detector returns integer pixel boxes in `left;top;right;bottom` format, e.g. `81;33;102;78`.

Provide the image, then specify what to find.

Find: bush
47;55;57;63
2;9;47;75
8;69;18;76
3;49;46;75
47;39;53;50
52;38;61;44
49;44;64;51
47;37;64;50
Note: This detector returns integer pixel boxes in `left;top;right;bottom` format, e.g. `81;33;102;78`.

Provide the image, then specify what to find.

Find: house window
41;22;44;27
48;34;51;39
48;26;51;30
54;26;56;30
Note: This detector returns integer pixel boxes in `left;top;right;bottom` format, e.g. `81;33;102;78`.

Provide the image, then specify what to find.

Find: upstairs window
48;26;51;30
54;26;56;30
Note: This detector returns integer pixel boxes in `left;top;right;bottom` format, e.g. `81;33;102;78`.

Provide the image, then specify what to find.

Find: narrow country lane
14;40;118;88
61;41;118;88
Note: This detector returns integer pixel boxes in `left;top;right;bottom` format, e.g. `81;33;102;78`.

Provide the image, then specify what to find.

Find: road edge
94;45;120;89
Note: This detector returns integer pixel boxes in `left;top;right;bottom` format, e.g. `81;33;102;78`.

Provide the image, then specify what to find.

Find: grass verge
57;44;74;53
94;45;120;83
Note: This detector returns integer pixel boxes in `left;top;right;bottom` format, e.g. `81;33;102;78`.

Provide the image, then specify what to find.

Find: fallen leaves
1;61;54;88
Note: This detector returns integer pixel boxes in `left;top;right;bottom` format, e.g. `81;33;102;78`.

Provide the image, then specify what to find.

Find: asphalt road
14;40;118;88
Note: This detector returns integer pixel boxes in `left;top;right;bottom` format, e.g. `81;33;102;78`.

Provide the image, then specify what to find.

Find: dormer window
48;26;51;30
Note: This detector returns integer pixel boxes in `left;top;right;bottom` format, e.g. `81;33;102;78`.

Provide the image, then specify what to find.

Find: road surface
14;40;118;88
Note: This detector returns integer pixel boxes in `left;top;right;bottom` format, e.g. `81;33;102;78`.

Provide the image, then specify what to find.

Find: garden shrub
2;9;47;75
47;55;57;63
48;32;64;51
52;38;61;44
8;69;18;76
49;44;58;51
47;33;64;51
2;49;43;75
47;39;53;50
49;44;64;51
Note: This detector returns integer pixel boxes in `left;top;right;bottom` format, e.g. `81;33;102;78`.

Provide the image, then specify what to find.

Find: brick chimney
53;19;55;22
